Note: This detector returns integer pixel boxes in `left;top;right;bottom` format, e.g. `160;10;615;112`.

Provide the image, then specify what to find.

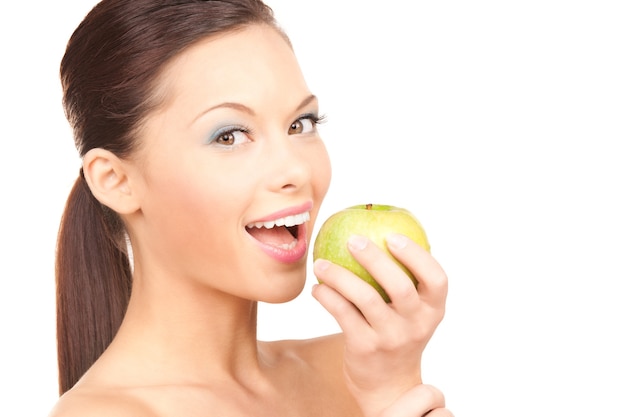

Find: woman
50;1;451;416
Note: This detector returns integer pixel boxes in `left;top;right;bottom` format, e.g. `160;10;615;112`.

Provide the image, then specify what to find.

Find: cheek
312;142;332;201
307;142;332;239
153;181;213;242
140;166;235;258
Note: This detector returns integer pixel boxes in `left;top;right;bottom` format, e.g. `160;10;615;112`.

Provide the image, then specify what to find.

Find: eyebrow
295;94;318;112
191;94;318;126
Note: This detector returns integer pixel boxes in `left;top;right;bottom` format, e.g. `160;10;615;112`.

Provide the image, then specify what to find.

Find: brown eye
216;131;237;145
289;120;304;134
210;129;250;147
288;116;317;135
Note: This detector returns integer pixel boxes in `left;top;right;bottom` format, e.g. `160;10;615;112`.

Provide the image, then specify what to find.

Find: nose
264;135;312;193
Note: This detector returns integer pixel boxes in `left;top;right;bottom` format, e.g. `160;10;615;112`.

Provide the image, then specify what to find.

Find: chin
258;270;307;304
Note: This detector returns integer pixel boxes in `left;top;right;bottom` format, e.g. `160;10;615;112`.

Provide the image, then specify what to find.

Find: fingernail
314;259;330;272
348;235;368;251
386;233;408;250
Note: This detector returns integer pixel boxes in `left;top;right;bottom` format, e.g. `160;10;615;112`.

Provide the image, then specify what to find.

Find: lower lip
248;223;308;264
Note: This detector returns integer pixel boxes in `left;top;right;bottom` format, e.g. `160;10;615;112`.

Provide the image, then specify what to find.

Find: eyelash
289;113;327;135
301;113;327;127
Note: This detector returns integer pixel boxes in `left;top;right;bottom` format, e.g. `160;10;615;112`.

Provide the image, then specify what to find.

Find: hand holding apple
311;203;448;417
312;203;430;302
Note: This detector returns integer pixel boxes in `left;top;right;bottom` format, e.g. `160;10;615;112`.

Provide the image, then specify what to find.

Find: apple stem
366;203;373;210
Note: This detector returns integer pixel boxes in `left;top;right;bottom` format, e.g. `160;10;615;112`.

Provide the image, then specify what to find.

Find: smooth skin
49;24;451;417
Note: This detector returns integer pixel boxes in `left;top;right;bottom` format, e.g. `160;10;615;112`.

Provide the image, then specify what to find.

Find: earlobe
82;148;140;214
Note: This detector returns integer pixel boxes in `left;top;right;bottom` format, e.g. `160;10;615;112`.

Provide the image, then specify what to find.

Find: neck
101;269;264;386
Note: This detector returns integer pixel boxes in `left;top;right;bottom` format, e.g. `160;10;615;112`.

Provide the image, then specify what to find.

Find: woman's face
127;24;331;303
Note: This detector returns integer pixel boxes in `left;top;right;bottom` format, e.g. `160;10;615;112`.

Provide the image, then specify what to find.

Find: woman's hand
312;233;449;417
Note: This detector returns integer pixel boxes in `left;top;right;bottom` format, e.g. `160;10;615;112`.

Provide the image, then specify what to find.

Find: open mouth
245;212;310;250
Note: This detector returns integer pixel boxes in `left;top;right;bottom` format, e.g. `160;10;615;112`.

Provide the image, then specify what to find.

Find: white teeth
248;211;310;229
279;241;297;250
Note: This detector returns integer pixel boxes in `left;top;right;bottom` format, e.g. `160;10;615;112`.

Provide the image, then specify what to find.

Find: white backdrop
1;1;625;415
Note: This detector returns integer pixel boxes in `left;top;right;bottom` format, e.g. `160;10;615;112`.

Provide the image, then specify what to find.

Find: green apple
312;204;430;302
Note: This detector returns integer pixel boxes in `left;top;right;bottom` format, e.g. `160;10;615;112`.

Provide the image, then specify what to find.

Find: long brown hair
56;0;282;395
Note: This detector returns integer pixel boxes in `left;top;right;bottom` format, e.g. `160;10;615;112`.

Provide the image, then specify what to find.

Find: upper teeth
247;212;310;229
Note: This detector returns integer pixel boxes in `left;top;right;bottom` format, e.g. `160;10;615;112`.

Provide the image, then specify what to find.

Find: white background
1;1;625;415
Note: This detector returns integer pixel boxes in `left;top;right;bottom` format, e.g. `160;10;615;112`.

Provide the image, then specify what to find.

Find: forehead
154;24;306;110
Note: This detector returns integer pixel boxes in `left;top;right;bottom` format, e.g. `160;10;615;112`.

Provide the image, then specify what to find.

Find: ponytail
55;171;132;394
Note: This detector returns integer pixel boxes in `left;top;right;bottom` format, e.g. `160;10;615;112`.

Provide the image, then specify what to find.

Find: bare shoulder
264;333;347;386
268;333;362;415
291;332;345;361
269;332;344;361
48;385;157;417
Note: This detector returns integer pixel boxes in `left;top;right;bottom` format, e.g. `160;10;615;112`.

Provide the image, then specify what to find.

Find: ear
82;148;140;215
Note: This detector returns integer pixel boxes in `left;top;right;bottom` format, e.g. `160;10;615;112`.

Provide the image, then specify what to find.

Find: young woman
50;1;451;416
